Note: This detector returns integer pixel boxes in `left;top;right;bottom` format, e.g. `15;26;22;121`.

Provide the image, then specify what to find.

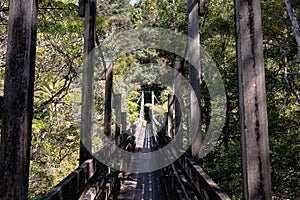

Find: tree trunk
0;0;37;199
285;0;300;64
234;0;272;199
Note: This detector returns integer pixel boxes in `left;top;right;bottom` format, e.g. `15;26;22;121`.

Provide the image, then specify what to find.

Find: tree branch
0;8;8;12
39;7;77;11
285;0;300;64
283;57;300;104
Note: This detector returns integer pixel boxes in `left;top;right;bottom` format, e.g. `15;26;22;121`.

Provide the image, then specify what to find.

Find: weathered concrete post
79;0;96;165
0;0;37;199
235;0;272;199
188;0;202;159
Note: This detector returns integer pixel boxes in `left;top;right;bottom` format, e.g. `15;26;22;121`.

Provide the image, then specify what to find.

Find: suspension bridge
41;89;230;200
0;0;273;199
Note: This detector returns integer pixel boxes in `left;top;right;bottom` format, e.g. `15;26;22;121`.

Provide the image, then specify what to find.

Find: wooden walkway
41;122;230;200
116;123;172;200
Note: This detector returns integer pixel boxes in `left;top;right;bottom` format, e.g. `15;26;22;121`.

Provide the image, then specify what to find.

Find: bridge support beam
80;0;96;165
188;0;202;159
104;61;113;140
174;59;184;149
0;0;37;198
235;0;272;199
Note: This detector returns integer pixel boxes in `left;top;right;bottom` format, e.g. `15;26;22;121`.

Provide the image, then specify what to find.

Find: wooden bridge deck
117;168;169;200
116;124;171;200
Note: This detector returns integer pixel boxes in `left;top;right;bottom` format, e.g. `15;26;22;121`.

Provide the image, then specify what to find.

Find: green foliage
28;0;84;198
0;0;9;95
114;53;139;76
128;90;140;122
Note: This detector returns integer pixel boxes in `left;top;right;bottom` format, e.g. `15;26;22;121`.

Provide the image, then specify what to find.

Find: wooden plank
0;0;37;199
80;0;96;164
234;0;272;199
174;162;198;200
188;0;202;159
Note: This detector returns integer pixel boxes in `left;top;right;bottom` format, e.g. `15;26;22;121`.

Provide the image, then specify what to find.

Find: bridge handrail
40;158;100;200
82;134;136;199
178;154;231;200
156;133;230;200
41;134;136;200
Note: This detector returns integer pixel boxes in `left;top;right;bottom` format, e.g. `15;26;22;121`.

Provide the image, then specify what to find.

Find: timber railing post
104;61;114;140
168;94;174;138
174;59;184;149
164;112;168;135
235;0;272;199
114;94;121;145
0;0;37;198
79;0;96;165
151;90;155;120
151;90;156;134
131;124;136;137
121;112;127;141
